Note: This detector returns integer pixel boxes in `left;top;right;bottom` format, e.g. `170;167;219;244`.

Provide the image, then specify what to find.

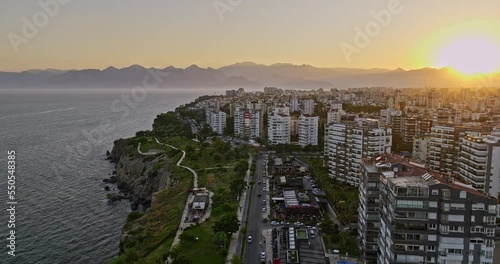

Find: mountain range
1;62;499;89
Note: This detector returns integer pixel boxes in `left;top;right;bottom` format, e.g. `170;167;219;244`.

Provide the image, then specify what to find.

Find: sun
434;36;500;75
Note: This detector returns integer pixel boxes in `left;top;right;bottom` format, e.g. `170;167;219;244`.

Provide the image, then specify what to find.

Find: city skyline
2;1;500;75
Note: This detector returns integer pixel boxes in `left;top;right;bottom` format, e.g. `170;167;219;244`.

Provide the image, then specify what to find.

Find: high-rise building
457;133;500;202
290;97;299;113
234;108;261;139
268;113;290;145
209;111;226;135
427;125;492;176
302;99;315;115
325;119;392;186
326;109;341;125
298;114;318;147
360;154;498;264
403;117;432;145
412;135;431;163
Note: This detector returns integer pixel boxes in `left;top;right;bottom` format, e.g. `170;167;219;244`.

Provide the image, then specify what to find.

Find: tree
213;214;240;234
230;178;245;195
165;245;193;264
319;217;336;234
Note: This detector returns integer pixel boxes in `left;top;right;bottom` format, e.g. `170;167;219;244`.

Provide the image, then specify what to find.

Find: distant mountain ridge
1;62;499;89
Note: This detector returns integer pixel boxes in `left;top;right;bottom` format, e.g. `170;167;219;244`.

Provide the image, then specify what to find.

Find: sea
0;88;217;264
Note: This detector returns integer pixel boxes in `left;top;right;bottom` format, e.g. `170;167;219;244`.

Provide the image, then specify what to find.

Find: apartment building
359;154;497;264
268;112;291;145
327;109;341;125
403;117;432;145
325;119;392;186
412;135;431;163
234;108;262;139
302;99;315;115
209;111;226;135
427;125;492;176
458;133;500;202
298;114;318;147
290;97;299;113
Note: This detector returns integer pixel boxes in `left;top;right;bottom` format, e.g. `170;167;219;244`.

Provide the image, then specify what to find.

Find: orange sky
1;1;500;72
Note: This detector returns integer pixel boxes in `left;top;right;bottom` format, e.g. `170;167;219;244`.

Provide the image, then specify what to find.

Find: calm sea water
0;88;216;264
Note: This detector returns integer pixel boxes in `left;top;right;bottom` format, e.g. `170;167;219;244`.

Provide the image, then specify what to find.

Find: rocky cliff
107;138;171;210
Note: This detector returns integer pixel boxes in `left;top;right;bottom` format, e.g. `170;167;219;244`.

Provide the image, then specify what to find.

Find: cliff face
109;139;171;209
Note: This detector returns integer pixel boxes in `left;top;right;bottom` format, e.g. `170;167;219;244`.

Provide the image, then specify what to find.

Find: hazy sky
1;0;500;72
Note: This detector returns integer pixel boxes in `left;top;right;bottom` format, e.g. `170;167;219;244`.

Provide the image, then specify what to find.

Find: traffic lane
244;153;266;264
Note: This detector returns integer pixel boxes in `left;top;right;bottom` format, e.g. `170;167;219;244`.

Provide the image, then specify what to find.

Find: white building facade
298;114;318;147
267;113;291;145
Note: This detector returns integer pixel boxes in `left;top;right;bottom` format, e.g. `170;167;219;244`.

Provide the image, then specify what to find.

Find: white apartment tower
290;98;299;113
302;99;315;115
267;113;291;145
458;133;500;200
209;111;226;135
326;119;392;186
234;108;261;139
298;114;318;147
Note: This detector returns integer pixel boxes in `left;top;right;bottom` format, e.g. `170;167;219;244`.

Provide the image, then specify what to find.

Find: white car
247;236;252;243
262;207;267;212
260;252;266;259
271;221;279;226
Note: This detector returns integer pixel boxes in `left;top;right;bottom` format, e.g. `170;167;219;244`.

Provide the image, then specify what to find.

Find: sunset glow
434;36;500;74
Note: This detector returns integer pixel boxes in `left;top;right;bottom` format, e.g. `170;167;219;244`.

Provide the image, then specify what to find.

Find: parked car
260;252;266;260
257;193;261;197
271;221;279;226
262;200;266;205
262;207;267;212
247;236;252;243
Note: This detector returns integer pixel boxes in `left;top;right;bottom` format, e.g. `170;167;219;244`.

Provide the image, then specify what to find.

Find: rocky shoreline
103;138;171;211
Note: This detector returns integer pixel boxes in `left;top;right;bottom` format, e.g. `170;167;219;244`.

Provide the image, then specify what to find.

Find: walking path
137;142;163;156
226;154;253;263
155;138;198;188
153;138;205;263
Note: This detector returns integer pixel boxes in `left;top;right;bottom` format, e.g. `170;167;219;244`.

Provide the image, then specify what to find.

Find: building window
427;245;436;252
432;189;439;195
485;228;494;236
450;203;465;210
472;203;485;210
484;216;495;225
448;248;462;255
470;238;484;244
488;205;496;214
428;224;437;230
442;189;450;199
485;239;494;247
471;226;484;233
459;191;466;198
449;226;464;232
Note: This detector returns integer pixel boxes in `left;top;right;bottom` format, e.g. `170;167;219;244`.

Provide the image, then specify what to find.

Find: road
243;150;269;264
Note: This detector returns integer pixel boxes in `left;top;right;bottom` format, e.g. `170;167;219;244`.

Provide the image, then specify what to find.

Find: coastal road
243;150;269;264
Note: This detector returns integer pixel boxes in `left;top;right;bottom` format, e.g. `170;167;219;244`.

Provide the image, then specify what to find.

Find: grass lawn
287;250;299;263
296;229;308;239
322;231;360;257
178;224;225;264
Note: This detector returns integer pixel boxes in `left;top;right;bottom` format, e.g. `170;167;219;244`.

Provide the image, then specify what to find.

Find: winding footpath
155;138;198;188
153;138;204;260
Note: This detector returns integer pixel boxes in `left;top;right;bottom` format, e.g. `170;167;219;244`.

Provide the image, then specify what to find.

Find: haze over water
0;88;212;264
